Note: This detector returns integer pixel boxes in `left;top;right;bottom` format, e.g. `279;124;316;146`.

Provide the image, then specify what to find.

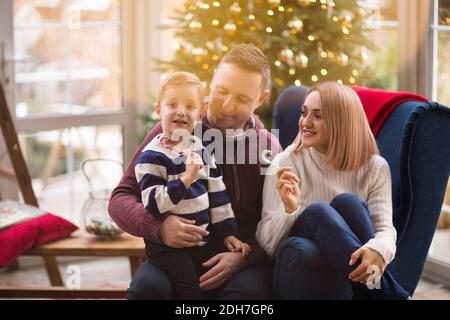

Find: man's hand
199;252;248;291
349;246;386;285
159;215;209;248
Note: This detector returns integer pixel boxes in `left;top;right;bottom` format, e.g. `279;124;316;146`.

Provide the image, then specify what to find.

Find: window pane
361;0;399;91
72;0;121;23
13;0;121;27
436;31;450;106
378;0;398;22
159;0;181;63
19;125;123;224
362;29;399;90
439;0;450;26
69;27;122;110
14;28;69;116
359;0;398;26
13;0;123;116
14;0;65;26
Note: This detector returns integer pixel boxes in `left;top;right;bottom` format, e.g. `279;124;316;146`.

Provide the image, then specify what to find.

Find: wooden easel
0;75;64;286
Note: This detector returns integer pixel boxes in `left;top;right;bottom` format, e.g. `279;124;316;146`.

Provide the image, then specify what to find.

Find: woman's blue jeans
290;193;410;300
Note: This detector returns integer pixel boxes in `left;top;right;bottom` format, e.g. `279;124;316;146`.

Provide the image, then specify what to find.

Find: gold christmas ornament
340;11;354;23
224;20;237;35
358;47;369;64
279;48;294;63
189;20;203;32
317;42;325;59
230;1;242;14
288;17;304;32
336;52;349;66
282;30;291;37
298;0;311;7
356;7;366;19
295;52;309;68
192;47;207;56
268;0;281;9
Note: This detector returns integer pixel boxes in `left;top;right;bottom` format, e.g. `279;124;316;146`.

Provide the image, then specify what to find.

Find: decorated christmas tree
157;0;372;126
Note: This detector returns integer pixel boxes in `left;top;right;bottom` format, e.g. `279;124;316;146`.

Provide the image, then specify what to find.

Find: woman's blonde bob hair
293;82;379;171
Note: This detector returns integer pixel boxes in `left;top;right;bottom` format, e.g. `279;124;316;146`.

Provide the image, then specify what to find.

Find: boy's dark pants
147;241;216;299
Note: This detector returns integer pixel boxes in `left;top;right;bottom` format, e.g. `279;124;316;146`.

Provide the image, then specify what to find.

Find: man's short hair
219;43;271;91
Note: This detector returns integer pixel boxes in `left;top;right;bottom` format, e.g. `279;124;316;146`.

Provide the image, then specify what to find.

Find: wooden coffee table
24;230;146;287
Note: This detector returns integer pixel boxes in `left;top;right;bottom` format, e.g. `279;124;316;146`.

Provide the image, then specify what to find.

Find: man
108;44;282;299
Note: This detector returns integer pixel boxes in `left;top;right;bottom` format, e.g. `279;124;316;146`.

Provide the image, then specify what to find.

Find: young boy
134;72;250;299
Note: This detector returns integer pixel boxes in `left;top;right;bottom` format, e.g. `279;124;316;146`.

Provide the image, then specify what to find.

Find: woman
256;82;410;299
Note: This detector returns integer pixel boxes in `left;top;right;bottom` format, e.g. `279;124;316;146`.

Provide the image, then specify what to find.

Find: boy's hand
181;152;204;188
276;167;301;214
224;236;252;257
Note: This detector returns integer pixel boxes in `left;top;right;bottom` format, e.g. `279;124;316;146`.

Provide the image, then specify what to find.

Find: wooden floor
1;256;449;299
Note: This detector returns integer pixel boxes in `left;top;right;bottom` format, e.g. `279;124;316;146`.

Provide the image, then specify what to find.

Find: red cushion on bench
0;213;78;268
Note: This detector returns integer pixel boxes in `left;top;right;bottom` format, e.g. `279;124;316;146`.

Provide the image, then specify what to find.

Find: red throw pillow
0;213;78;268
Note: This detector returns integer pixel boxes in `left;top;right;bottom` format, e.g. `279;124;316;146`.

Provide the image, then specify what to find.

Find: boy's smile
157;85;203;138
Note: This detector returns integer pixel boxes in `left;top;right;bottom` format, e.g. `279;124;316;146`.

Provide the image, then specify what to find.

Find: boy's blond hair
157;71;204;105
294;82;379;171
219;43;271;91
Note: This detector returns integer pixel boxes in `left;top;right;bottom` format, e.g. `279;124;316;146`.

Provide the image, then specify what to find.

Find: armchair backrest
273;86;450;294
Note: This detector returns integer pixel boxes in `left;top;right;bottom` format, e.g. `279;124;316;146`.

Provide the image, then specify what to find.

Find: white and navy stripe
135;134;238;245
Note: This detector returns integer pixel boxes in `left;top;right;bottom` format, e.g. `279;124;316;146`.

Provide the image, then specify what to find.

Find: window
0;0;134;224
13;0;122;116
426;0;450;280
360;0;400;90
433;0;450;106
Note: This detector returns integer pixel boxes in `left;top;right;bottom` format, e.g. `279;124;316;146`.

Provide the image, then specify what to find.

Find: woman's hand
224;236;252;257
349;246;386;285
276;167;301;214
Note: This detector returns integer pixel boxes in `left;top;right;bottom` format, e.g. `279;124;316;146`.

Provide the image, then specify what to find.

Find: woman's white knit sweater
256;145;397;264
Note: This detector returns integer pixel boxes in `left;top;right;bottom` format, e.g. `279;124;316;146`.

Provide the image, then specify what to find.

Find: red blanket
352;86;429;136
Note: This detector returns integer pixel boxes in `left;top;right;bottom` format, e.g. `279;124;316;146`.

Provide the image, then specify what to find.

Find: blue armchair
272;86;450;299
